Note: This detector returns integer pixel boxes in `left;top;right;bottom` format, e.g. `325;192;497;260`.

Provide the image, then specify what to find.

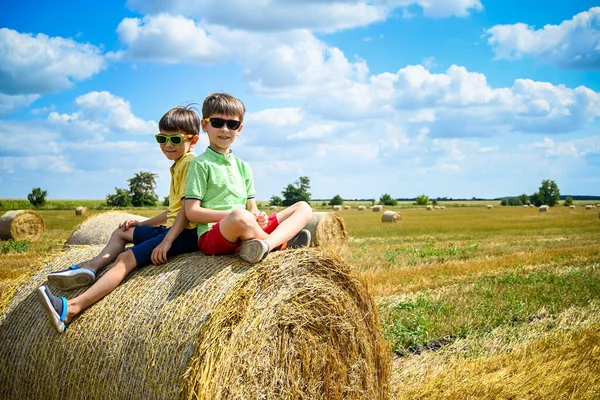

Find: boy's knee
115;250;137;268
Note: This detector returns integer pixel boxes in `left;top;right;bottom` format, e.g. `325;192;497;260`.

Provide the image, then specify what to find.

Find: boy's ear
201;118;209;132
190;135;200;147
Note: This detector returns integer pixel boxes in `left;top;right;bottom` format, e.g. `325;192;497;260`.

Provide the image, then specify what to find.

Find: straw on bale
0;246;391;400
372;205;382;212
75;206;89;216
303;212;348;250
539;205;549;212
381;210;402;223
66;212;149;246
0;210;45;241
357;206;365;211
333;205;341;211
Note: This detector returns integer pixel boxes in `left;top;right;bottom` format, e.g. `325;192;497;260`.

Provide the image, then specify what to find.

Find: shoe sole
48;270;95;291
239;240;268;264
35;287;66;333
288;230;311;249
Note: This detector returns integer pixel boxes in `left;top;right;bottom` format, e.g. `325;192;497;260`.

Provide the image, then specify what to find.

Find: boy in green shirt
185;93;312;263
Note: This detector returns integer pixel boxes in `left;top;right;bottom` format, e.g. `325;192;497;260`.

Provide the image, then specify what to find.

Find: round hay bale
357;206;365;211
372;205;382;212
586;204;592;210
343;205;350;210
539;205;549;212
570;205;576;209
0;247;391;400
75;206;89;216
0;210;45;241
426;205;432;211
269;205;278;211
381;210;401;223
303;212;348;249
332;205;341;211
440;206;445;209
66;212;149;246
487;205;493;209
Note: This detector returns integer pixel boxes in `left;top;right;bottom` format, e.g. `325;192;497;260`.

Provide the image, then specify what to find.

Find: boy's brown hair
159;105;201;136
202;93;246;121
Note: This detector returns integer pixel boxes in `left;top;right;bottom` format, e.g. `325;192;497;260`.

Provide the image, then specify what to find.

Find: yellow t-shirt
166;152;197;229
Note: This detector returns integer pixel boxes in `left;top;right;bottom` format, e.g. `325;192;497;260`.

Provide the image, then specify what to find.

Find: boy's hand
255;211;268;228
151;240;172;265
119;219;139;231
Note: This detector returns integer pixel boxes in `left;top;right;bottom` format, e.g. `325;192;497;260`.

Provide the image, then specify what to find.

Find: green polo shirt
185;147;255;237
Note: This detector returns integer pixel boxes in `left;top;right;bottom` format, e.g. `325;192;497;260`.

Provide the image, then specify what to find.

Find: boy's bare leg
265;201;312;249
219;209;269;243
64;250;137;323
80;228;135;273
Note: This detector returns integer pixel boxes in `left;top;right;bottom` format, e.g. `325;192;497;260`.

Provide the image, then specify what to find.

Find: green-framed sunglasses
155;134;193;145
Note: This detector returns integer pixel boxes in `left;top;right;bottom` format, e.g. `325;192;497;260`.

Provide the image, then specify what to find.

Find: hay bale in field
0;210;45;241
75;206;89;216
426;205;432;210
529;204;535;207
269;205;278;211
487;205;493;209
586;204;592;210
440;206;445;209
332;205;341;211
303;212;348;249
343;205;350;210
357;206;365;211
66;212;149;246
570;205;576;209
372;205;382;212
381;210;401;223
539;205;549;212
0;247;391;400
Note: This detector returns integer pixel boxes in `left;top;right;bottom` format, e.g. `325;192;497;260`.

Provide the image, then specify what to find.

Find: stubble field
1;203;599;399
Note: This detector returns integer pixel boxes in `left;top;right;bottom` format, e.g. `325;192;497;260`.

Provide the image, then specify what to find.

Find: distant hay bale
570;205;576;209
0;210;45;241
66;212;149;246
539;205;549;212
523;205;529;208
0;247;391;400
586;205;592;210
440;206;445;209
381;210;402;223
434;206;440;209
343;205;351;210
372;205;382;212
487;205;493;209
269;205;278;211
304;212;348;249
332;205;341;211
357;206;365;211
75;206;89;216
426;205;432;211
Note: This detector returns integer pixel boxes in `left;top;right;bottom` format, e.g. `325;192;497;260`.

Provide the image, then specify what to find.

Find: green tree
162;196;170;207
379;193;398;206
564;196;573;207
519;193;530;206
329;194;344;206
129;171;159;207
28;187;47;207
106;188;132;207
270;195;283;207
533;179;560;207
415;194;429;206
282;176;311;206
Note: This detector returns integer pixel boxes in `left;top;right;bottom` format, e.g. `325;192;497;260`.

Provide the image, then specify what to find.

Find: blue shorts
131;225;198;267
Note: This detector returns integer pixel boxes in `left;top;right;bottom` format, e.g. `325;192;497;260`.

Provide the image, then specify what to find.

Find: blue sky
1;0;599;201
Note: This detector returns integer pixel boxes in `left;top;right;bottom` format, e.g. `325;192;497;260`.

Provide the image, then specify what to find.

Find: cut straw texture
381;210;402;223
66;212;148;246
304;212;349;250
0;210;45;241
0;246;391;400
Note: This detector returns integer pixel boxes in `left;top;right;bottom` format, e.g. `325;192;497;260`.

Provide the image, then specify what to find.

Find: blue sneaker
36;286;68;333
48;265;96;290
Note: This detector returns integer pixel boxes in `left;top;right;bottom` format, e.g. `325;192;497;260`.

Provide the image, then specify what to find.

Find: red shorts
197;213;279;255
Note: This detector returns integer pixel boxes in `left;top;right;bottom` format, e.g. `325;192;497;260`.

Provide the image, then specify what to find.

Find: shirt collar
205;146;233;162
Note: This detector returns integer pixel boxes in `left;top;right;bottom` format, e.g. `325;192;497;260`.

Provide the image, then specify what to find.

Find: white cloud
485;7;600;69
0;93;40;115
0;28;106;96
48;91;157;139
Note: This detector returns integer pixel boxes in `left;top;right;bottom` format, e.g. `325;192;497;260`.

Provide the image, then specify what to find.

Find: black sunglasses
204;117;241;130
155;134;192;145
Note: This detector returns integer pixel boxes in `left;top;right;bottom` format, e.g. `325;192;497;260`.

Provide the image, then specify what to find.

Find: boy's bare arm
246;198;268;228
151;204;188;265
185;199;230;224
